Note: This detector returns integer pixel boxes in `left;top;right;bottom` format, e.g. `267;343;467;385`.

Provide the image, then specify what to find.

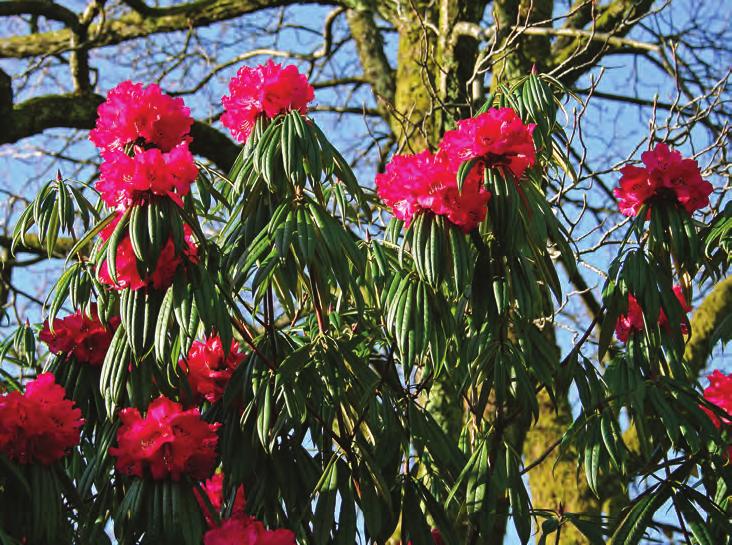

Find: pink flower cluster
376;107;535;232
98;145;198;209
109;396;219;481
441;107;537;179
376;150;491;233
179;336;246;404
404;529;444;545
615;285;691;343
196;472;247;527
198;473;296;545
701;370;731;458
221;60;315;143
91;81;198;210
40;305;119;366
98;214;198;291
0;373;83;465
90;81;192;153
614;143;713;217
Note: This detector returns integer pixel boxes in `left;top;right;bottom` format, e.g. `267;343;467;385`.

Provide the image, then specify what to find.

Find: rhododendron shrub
3;65;730;545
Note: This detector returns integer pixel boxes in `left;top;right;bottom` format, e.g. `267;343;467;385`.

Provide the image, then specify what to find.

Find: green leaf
609;482;672;545
312;455;339;543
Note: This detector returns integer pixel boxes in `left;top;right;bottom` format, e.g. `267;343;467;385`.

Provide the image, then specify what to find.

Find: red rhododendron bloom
221;60;315;143
702;371;732;426
109;395;219;481
658;285;692;335
203;517;296;545
180;337;246;404
97;144;198;210
39;305;120;366
375;150;491;232
616;285;691;343
98;215;198;291
0;373;83;464
90;81;193;153
701;370;732;457
196;472;247;527
405;529;444;545
440;108;536;179
614;143;713;217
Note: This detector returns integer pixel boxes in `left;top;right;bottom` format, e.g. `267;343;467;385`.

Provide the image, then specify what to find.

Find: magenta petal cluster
39;305;120;366
198;471;296;545
0;373;83;465
702;371;732;426
203;517;296;545
376;106;536;232
614;143;713;217
97;144;199;209
701;370;732;458
109;395;219;481
91;81;198;211
615;285;691;343
179;336;246;404
90;81;193;153
221;60;315;143
440;107;537;179
196;472;247;527
98;214;199;292
375;150;491;233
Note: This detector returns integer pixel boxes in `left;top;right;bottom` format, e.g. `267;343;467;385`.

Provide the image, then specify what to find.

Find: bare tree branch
0;0;345;59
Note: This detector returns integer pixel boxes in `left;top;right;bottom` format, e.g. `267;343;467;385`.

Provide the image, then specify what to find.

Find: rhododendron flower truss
615;285;691;343
221;60;315;143
196;472;247;527
90;81;193;153
203;517;296;545
180;337;246;404
614;143;713;217
614;294;645;343
375;150;491;233
701;370;732;457
98;215;199;291
440;107;536;180
39;305;120;366
0;373;83;465
658;285;692;335
405;529;444;545
97;144;198;209
110;395;219;481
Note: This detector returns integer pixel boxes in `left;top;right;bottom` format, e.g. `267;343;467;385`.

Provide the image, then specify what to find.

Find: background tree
0;1;730;544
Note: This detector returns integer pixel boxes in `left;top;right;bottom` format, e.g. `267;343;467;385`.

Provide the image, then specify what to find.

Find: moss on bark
685;275;732;373
524;390;600;545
